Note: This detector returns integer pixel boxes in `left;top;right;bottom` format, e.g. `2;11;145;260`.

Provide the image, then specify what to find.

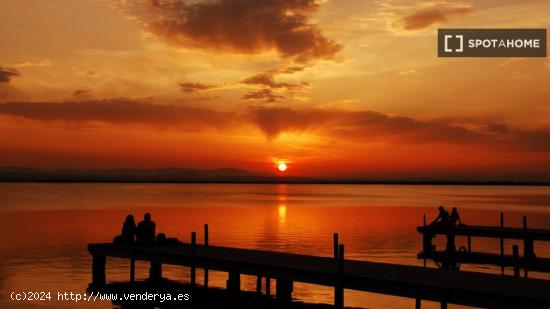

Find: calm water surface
1;183;549;308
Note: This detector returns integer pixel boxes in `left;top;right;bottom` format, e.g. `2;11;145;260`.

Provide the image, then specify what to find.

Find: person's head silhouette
439;206;445;212
451;207;458;213
125;215;134;224
144;213;151;221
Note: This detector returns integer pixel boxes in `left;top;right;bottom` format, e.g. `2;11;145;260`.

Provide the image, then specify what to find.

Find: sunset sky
1;0;550;179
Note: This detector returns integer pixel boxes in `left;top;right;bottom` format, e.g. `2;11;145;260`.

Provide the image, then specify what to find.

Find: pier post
415;298;421;309
266;277;271;298
422;216;433;257
441;301;447;309
422;214;428;268
256;276;262;296
149;261;162;282
523;216;533;278
513;245;520;278
276;278;293;303
204;224;209;288
191;231;196;287
335;244;345;308
130;258;135;282
227;272;240;295
523;216;535;258
500;212;504;274
333;233;339;259
92;254;106;286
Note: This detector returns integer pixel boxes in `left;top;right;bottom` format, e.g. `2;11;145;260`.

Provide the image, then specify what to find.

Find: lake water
1;183;549;308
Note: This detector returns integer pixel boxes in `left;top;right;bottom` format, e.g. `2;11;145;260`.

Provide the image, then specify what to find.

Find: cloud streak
124;0;342;62
0;100;239;130
240;66;309;102
179;82;217;93
401;7;471;30
0;67;20;83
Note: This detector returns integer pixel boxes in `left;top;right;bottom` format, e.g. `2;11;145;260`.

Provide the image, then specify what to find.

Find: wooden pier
417;214;550;275
88;232;550;308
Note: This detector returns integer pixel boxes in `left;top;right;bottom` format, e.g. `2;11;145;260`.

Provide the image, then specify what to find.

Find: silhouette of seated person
136;213;156;245
430;206;450;227
450;207;465;226
113;214;136;244
156;233;182;246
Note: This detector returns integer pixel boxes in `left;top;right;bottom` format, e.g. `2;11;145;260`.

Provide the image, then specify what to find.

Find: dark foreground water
1;183;549;308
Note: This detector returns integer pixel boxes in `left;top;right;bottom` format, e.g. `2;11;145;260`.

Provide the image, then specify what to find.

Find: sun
278;162;288;172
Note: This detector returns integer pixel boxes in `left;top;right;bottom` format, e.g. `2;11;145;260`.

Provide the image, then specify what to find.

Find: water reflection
278;204;287;225
0;183;549;309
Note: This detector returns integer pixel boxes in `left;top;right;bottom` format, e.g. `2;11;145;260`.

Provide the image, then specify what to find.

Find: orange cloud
401;7;471;30
179;82;217;93
127;0;342;62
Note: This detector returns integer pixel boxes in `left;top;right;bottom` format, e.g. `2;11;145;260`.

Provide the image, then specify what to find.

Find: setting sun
278;163;288;172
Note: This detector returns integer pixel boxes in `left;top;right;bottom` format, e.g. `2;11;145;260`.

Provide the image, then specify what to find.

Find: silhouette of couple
114;213;156;245
431;206;464;227
114;213;181;246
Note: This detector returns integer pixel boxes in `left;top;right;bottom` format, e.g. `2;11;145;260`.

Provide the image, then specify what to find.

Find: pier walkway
88;240;550;308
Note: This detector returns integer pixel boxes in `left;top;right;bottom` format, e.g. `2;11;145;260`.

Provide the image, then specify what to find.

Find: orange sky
1;0;550;179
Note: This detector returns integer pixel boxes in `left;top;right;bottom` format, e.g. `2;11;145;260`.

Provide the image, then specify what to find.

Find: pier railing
417;213;550;276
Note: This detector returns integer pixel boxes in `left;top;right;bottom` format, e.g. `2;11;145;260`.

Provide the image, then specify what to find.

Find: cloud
179;82;217;93
0;67;20;83
73;89;92;98
241;89;285;102
124;0;342;62
240;66;309;101
0;100;239;130
11;59;52;68
401;7;471;30
1;100;549;152
242;72;309;91
246;107;550;151
398;68;418;76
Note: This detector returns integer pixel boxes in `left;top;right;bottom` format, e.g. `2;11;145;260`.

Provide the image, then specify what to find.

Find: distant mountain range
0;167;548;185
0;167;281;183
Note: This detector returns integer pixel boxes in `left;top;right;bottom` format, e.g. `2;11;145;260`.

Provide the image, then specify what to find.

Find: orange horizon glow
1;1;550;180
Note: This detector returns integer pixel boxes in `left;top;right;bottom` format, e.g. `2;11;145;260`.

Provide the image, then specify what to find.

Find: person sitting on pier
430;206;450;227
450;207;465;226
156;233;182;246
136;213;156;245
113;214;136;244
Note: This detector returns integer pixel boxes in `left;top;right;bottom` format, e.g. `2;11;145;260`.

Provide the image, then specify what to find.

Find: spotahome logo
438;29;546;57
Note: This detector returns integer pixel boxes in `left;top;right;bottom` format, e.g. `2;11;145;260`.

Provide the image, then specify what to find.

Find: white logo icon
444;34;463;53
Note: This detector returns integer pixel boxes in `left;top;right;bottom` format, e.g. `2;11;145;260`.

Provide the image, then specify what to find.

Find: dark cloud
0;67;20;83
242;72;309;91
0;100;238;130
241;89;285;102
1;100;549;151
240;66;309;101
179;82;217;93
73;89;92;98
129;0;342;62
401;7;471;30
246;107;550;151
